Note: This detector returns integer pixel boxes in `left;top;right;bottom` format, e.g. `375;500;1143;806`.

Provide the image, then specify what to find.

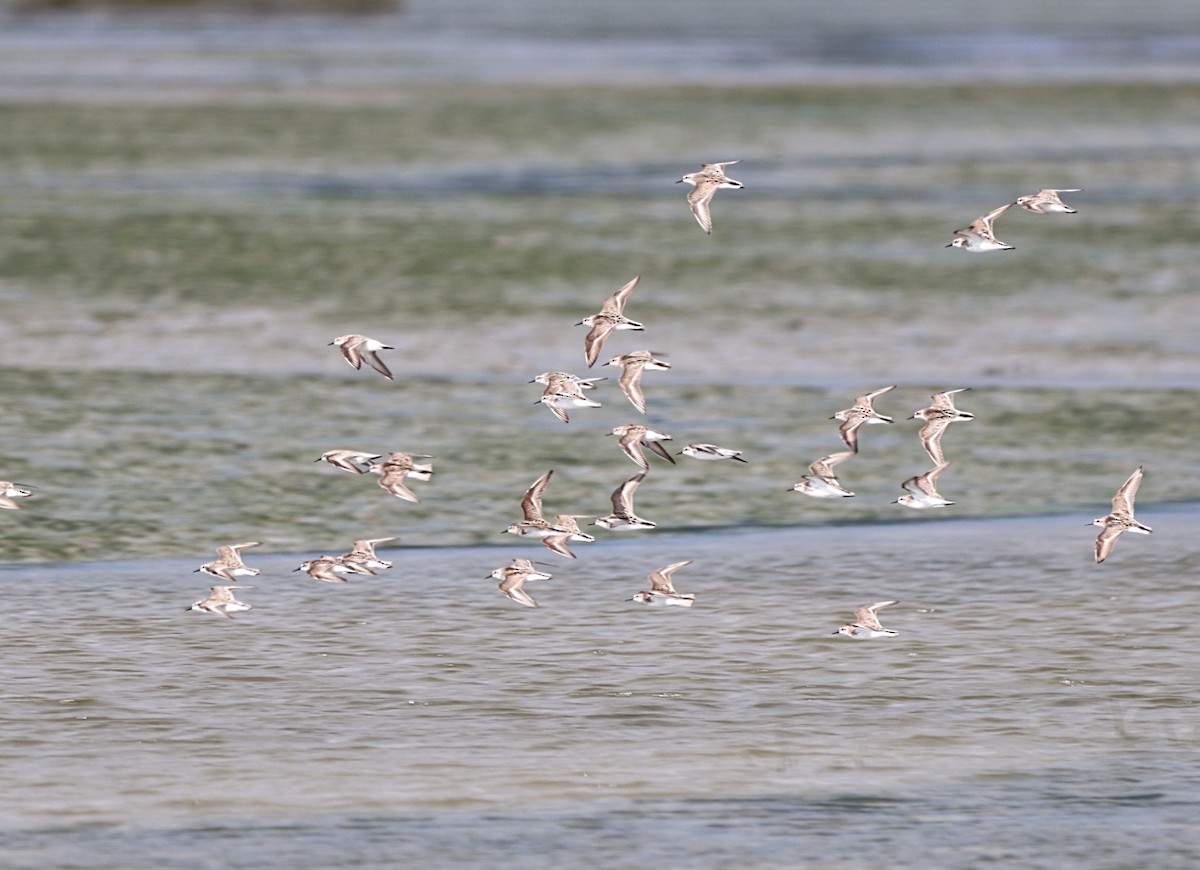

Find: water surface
0;6;1198;867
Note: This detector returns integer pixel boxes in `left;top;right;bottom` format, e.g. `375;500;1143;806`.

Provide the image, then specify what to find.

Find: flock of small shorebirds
3;164;1151;638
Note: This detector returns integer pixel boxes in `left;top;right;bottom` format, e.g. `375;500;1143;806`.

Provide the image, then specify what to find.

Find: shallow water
1;365;1197;562
1;5;1199;867
4;510;1199;867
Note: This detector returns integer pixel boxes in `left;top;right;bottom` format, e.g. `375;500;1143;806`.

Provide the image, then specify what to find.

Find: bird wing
918;418;953;465
499;574;538;607
648;559;693;593
541;534;577;560
362;350;394;380
583;321;616;368
809;450;854;479
521;470;553;522
541;395;570;424
611;471;646;514
618;430;650;470
1111;466;1144;515
960;203;1013;239
854;600;898;630
855;385;896;407
922;462;950;491
379;471;420;503
601;276;640;316
645;438;676;465
1094;524;1126;563
687;182;718;234
929;388;968;411
339;341;364;369
618;363;647;414
838;417;865;452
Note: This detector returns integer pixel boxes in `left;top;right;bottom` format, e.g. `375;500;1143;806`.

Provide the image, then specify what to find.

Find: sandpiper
832;385;895;453
1015;188;1082;214
196;541;261;582
604;350;671;415
578;276;644;367
0;481;34;510
187;585;253;619
947;203;1015;252
492;558;553;608
530;372;606;390
910;388;974;465
294;555;375;583
540;514;596;560
339;536;397;571
367;452;434;503
1092;466;1152;563
594;471;656;530
790;450;856;498
315;449;382;474
833;601;900;638
677;161;743;234
504;469;564;539
679;443;748;463
536;374;603;424
631;559;696;606
895;463;954;509
610;423;676;471
330;334;395;380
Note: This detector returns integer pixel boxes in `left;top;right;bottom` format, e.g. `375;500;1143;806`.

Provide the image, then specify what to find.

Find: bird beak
291;567;302;572
944;242;954;248
674;179;684;184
